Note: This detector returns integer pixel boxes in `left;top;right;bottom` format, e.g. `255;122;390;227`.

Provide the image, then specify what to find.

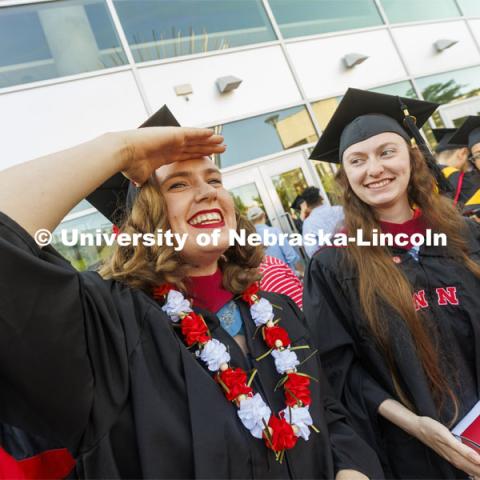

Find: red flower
264;415;298;452
263;325;291;349
242;283;260;305
217;367;253;401
284;373;311;407
180;313;210;346
152;283;175;300
112;225;120;238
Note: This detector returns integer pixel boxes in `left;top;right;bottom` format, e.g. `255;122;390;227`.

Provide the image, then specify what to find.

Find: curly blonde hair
100;176;263;294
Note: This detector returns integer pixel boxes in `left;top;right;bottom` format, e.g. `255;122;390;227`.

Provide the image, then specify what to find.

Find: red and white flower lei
153;282;317;461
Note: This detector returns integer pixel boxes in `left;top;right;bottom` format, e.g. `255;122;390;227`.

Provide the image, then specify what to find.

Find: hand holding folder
452;401;480;454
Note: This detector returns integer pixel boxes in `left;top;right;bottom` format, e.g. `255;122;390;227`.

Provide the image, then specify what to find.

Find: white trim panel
137;45;302;126
0;70;148;169
391;21;480;76
286;29;407;99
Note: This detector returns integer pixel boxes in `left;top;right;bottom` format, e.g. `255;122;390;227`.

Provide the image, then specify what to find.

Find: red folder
452;401;480;452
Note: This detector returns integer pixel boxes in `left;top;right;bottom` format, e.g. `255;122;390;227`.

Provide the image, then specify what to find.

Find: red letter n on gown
436;287;459;306
413;290;428;311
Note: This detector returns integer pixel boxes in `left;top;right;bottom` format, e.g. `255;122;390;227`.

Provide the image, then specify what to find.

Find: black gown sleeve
303;254;391;452
0;211;133;453
283;295;384;479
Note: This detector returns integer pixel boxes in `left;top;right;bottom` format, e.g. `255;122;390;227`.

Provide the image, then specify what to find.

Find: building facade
2;0;480;268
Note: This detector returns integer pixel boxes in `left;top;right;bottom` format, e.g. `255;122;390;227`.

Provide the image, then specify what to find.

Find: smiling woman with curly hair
0;110;382;480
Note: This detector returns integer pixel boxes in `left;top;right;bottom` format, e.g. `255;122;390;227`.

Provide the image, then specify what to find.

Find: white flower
250;298;274;327
196;339;231;371
237;393;272;439
281;406;313;441
271;348;299;374
162;290;192;322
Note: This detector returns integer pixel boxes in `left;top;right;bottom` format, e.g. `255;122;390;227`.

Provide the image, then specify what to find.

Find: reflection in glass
113;0;276;62
271;168;308;214
214;106;317;169
312;97;341;131
457;0;480;16
314;161;339;205
69;199;96;215
0;0;127;88
229;183;268;221
53;211;113;271
268;0;382;39
380;0;460;23
370;80;417;98
415;65;480;127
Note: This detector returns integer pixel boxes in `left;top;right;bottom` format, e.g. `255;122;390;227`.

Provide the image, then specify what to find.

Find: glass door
438;97;480;128
222;167;278;227
258;151;321;234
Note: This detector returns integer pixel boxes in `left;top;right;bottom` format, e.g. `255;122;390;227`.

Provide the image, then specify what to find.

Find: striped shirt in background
259;256;303;310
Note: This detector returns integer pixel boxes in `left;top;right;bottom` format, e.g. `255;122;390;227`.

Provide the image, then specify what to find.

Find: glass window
457;0;480;16
113;0;276;62
415;65;480;127
370;80;417;98
53;210;113;271
68;199;96;215
229;183;269;220
311;97;341;131
268;0;383;39
380;0;460;23
271;168;308;213
0;0;127;89
214;106;317;169
313;161;340;205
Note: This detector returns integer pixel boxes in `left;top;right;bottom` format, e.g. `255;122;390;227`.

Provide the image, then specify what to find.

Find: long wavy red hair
336;145;480;424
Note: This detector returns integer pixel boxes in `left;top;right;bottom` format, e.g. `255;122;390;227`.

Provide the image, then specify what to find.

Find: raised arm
0;127;225;236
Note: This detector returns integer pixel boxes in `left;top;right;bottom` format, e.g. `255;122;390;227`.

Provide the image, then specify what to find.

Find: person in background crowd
259;255;304;309
290;195;306;233
0;108;383;479
305;88;480;479
301;186;344;257
447;117;480;220
247;206;303;274
433;127;480;212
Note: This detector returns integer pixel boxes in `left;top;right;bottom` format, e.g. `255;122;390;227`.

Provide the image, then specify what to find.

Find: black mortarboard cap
309;88;452;193
448;116;480;149
310;88;437;163
86;105;180;224
432;128;466;153
432;128;455;144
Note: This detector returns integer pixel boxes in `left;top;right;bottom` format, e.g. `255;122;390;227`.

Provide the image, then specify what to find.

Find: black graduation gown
442;165;480;209
0;211;383;479
304;219;480;479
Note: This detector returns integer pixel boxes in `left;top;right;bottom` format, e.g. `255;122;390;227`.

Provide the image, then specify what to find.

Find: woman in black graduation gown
0;113;382;479
304;88;480;479
446;117;480;220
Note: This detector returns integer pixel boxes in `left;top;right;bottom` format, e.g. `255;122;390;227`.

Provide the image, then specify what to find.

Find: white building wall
1;1;480;172
0;70;147;168
138;45;302;126
286;29;407;99
391;21;480;77
467;19;480;48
